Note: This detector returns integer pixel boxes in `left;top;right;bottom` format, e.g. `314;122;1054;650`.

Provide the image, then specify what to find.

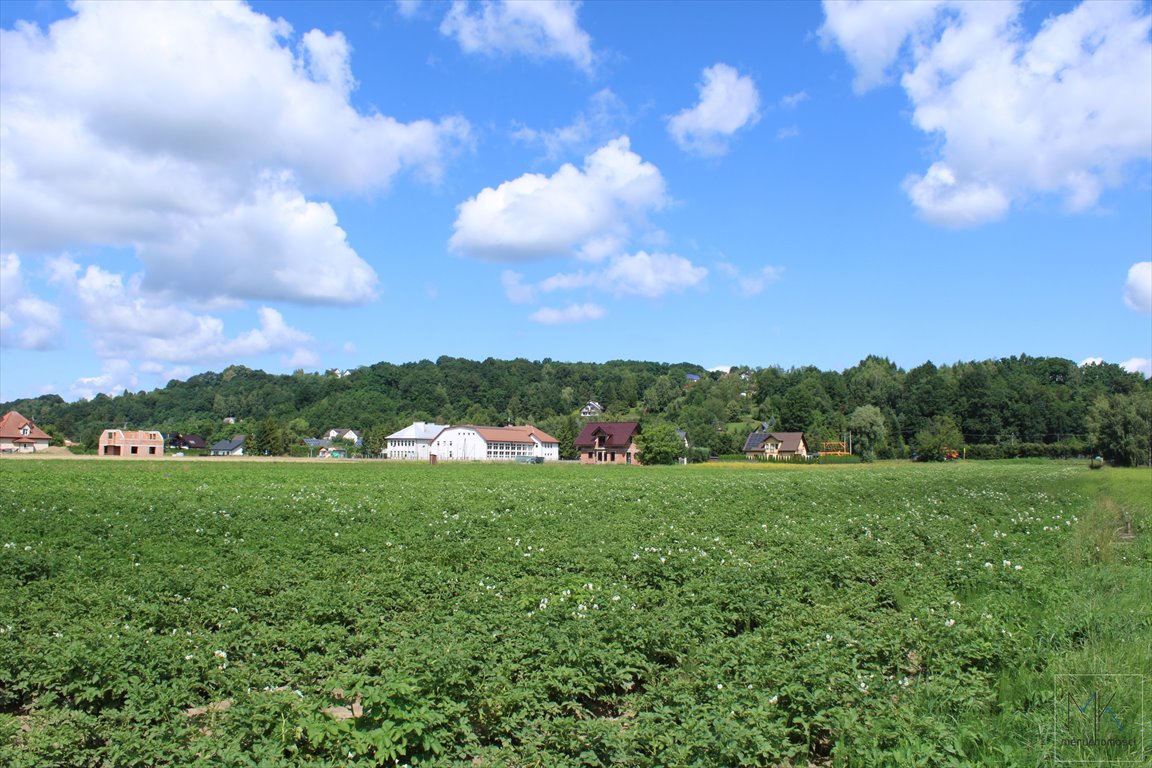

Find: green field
1;460;1148;767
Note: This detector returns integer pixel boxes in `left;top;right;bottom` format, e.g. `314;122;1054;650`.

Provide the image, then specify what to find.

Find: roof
470;425;559;445
171;433;207;449
387;421;449;441
211;435;246;452
575;421;641;448
0;411;51;441
744;430;806;453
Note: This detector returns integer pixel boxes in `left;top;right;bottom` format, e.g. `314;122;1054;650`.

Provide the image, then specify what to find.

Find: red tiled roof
472;425;558;444
0;410;51;441
575;421;640;448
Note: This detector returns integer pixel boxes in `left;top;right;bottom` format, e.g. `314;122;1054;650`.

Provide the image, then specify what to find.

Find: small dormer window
20;425;31;436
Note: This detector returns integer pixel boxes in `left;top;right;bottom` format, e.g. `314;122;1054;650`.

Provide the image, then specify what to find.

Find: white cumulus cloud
450;137;667;262
1122;357;1152;377
440;0;594;72
0;253;63;350
538;251;708;299
668;63;761;156
822;0;1152;226
529;303;606;324
0;0;469;303
50;259;316;369
1123;261;1152;314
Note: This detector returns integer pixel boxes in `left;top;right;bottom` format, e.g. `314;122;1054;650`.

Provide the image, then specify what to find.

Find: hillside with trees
3;355;1149;465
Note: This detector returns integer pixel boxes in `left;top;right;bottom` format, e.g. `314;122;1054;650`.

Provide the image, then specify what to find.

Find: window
130;446;138;455
148;447;157;455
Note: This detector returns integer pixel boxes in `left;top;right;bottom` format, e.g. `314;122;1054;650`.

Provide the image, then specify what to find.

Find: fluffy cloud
1122;357;1152;377
539;251;707;299
70;360;140;402
0;253;63;350
0;1;469;302
529;303;606;324
1123;261;1152;314
50;259;315;368
822;0;1152;226
450;137;667;262
668;64;761;156
140;177;378;305
1081;356;1152;378
440;0;594;72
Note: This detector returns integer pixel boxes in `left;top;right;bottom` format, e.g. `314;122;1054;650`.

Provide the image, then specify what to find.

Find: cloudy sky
1;0;1149;403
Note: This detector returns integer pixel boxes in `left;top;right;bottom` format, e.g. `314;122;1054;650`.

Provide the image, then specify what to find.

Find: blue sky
1;0;1149;403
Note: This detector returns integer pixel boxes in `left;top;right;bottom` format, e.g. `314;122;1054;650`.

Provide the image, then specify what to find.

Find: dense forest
3;354;1150;465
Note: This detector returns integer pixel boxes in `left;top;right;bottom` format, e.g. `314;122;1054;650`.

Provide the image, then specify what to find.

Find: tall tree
1087;393;1152;467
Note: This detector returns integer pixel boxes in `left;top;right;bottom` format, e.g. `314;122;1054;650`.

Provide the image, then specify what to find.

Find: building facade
430;425;559;462
385;422;449;460
575;422;642;465
0;411;52;452
98;429;165;457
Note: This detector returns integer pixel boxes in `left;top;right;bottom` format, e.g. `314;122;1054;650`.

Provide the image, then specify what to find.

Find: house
0;410;52;453
385;421;449;460
580;401;604;418
430;425;560;462
321;428;361;446
98;429;165;457
743;428;808;460
575;422;642;465
210;435;246;456
169;433;207;451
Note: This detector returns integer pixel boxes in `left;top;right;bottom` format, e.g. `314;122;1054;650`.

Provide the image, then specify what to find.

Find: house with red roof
575;421;642;465
0;410;52;453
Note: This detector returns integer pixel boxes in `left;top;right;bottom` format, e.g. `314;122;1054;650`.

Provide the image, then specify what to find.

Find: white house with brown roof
0;410;52;452
98;429;165;457
430;425;559;462
742;428;808;460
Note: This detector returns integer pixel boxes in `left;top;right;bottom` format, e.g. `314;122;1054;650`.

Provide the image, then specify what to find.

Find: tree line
3;354;1149;465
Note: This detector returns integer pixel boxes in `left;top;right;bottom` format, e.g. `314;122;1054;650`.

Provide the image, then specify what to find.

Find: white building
385;421;448;460
431;425;559;462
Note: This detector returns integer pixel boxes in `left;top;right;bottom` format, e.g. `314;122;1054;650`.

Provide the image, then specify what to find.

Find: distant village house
385;422;449;461
576;422;642;465
743;427;808;460
168;433;207;451
210;436;246;456
0;411;52;453
580;401;604;418
431;425;559;462
98;429;165;457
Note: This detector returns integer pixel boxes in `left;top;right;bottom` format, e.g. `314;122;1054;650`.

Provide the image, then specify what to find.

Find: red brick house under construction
576;421;642;465
98;429;165;457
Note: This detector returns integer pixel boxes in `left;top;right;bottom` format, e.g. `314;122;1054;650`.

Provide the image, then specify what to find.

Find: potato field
1;459;1148;767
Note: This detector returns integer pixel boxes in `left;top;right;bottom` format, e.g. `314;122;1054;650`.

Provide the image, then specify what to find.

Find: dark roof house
169;433;207;450
743;428;808;460
210;435;246;456
575;421;642;465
